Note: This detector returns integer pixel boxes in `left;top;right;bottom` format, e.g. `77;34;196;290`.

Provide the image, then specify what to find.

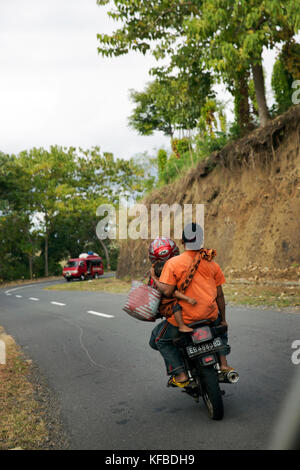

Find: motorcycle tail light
201;355;216;366
191;326;213;344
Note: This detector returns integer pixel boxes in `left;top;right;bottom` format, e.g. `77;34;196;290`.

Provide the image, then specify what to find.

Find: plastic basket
123;280;161;322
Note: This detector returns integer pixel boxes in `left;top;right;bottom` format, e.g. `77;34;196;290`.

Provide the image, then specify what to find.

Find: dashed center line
87;310;114;319
4;285;115;319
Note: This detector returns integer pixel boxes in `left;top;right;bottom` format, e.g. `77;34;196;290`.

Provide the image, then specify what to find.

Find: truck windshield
66;261;78;267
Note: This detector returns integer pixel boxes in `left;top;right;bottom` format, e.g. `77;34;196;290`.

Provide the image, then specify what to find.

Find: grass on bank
45;276;131;294
0;327;49;450
45;276;300;309
224;283;300;309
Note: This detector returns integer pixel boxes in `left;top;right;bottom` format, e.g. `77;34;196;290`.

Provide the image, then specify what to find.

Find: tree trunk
29;256;33;280
45;234;48;277
252;63;270;127
235;71;252;133
98;238;111;271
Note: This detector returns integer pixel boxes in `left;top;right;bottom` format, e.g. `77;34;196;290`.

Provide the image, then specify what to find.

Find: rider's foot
219;355;234;372
168;375;190;388
174;372;189;382
220;365;235;372
178;324;194;333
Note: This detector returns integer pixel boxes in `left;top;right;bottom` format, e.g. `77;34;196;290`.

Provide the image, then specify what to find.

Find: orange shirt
159;250;225;327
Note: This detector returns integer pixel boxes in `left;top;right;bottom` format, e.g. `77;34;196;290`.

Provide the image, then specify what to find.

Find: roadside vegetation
0;327;48;450
223;283;300;310
45;276;131;294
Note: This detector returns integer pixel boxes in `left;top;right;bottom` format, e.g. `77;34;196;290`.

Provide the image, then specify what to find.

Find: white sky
0;0;292;161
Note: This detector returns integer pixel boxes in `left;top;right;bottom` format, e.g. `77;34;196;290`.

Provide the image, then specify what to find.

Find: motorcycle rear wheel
200;366;224;420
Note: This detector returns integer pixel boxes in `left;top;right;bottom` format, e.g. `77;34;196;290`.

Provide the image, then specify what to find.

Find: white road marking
15;295;23;298
51;301;66;306
29;297;39;301
4;280;64;295
5;284;38;294
87;310;114;319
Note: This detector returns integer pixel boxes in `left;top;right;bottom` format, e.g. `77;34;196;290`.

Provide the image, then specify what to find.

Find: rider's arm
216;285;226;325
174;290;197;304
150;267;176;297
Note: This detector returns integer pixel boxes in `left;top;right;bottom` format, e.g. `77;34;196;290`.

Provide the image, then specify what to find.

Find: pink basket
123;281;161;322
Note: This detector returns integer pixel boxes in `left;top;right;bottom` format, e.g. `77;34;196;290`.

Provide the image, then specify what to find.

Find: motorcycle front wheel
200;365;224;420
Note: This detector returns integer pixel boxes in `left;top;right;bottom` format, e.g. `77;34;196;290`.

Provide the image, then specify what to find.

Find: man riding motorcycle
149;223;233;387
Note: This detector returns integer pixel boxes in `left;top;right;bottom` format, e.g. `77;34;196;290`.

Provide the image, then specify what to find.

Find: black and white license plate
186;337;223;358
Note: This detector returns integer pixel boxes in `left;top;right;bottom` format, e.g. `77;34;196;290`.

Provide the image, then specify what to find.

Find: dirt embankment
117;105;300;282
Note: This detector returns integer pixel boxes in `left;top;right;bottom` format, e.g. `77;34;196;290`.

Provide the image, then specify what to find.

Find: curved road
0;279;299;450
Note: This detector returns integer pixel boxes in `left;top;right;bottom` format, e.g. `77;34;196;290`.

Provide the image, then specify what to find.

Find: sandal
220;367;235;373
167;376;190;388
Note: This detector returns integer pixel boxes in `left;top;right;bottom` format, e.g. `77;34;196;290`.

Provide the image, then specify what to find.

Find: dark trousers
149;314;228;376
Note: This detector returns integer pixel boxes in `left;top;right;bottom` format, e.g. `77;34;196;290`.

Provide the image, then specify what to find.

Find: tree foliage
184;0;300;126
272;40;300;114
98;0;300;129
129;72;211;137
0;146;150;281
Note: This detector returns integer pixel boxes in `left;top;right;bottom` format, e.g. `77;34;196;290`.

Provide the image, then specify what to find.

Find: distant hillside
117;105;300;279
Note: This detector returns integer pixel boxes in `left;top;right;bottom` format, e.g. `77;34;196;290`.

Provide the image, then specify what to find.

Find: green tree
157;149;168;184
95;1;263;131
17;146;77;277
129;73;211;138
272;40;300;114
98;1;219;131
97;0;201;58
129;81;175;137
46;147;147;271
185;0;300;127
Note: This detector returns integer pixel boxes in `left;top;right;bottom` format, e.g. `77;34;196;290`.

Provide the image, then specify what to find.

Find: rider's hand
188;298;197;305
220;319;228;329
150;267;157;280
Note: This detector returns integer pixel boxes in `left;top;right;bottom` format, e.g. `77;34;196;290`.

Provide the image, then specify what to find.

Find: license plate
186;338;223;358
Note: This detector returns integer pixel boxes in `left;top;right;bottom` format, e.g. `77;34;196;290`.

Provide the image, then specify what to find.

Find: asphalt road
0;279;299;450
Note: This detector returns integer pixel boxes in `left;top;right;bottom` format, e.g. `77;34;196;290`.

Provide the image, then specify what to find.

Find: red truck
62;253;104;282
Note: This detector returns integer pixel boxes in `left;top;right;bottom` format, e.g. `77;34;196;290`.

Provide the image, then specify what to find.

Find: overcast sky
0;0;290;161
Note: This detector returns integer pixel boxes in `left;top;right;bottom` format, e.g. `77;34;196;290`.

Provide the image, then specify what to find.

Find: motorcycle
171;319;239;420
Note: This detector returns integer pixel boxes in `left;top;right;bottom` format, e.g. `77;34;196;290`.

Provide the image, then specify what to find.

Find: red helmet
148;237;179;263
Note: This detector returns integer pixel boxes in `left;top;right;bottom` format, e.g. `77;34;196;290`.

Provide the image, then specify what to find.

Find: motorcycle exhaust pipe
226;369;239;384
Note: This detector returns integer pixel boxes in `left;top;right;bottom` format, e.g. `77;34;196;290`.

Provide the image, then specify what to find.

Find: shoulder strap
177;251;202;293
176;248;217;293
158;249;217;319
158;253;201;319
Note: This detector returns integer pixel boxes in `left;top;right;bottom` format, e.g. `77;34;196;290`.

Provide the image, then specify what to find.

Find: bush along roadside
0;326;69;450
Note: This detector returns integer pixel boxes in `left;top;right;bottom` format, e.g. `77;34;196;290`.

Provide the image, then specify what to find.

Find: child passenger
153;260;196;333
